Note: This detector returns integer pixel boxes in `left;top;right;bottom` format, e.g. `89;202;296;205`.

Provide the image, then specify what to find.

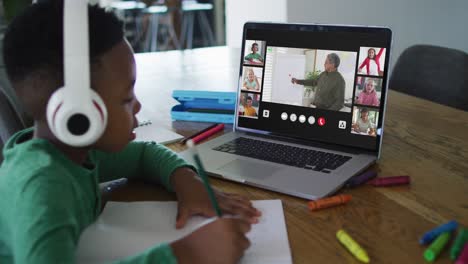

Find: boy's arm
12;169;181;264
93;141;195;191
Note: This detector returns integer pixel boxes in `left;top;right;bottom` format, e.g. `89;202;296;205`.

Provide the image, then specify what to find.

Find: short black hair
252;43;258;48
246;96;253;101
3;1;124;84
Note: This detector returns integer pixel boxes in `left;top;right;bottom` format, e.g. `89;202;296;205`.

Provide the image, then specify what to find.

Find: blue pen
419;220;458;245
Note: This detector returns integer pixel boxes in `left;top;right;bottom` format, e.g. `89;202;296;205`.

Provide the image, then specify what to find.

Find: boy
243;96;258;117
0;2;260;264
244;43;264;64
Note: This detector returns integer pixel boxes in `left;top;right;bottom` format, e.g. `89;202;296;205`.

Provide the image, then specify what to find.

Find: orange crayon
308;194;352;211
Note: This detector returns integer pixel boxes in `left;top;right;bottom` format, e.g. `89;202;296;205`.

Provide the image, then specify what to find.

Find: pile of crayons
307;171;412;212
305;170;418;263
419;220;468;263
308;196;365;262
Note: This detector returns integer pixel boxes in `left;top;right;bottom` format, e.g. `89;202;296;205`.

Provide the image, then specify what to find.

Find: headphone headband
64;0;90;102
46;0;108;147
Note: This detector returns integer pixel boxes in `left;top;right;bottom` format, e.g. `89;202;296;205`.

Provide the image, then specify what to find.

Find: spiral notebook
134;120;184;145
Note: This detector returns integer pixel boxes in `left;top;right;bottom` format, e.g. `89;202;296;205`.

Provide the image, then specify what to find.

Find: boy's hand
170;217;251;264
170;168;261;229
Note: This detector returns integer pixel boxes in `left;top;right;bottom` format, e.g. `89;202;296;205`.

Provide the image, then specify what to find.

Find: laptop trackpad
217;159;279;180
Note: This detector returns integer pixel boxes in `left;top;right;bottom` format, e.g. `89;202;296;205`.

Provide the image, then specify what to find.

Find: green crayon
450;228;468;260
424;232;451;262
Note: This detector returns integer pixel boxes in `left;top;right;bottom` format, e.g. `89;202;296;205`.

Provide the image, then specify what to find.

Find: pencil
180;123;219;144
187;140;222;217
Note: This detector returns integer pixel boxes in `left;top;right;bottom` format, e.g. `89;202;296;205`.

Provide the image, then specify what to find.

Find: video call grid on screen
237;25;391;152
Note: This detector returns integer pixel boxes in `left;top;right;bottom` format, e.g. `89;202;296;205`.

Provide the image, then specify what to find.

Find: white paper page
134;123;183;145
76;200;292;264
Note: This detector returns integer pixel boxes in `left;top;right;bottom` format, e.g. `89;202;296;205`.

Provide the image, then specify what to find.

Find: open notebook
134;120;183;145
76;200;292;264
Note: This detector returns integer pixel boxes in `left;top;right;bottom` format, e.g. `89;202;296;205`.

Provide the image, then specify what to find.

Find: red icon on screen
318;117;326;126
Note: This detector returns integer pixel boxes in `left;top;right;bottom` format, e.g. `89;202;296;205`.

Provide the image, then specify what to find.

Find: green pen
187;140;222;217
423;231;451;262
450;228;468;260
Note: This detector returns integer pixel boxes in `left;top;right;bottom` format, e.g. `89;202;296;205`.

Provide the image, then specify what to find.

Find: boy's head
3;1;141;152
251;43;258;53
246;96;253;106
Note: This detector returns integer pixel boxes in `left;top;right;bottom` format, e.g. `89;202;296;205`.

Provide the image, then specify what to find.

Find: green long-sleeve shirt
297;71;345;111
0;128;192;263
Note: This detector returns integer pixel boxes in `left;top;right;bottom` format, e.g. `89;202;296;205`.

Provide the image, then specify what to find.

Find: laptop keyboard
212;137;352;173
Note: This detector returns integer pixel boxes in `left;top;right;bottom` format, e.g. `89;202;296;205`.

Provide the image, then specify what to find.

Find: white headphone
46;0;108;147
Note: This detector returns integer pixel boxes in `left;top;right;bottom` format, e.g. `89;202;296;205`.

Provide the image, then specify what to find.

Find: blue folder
171;90;236;123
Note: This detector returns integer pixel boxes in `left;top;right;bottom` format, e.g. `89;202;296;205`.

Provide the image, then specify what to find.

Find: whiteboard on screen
271;54;305;106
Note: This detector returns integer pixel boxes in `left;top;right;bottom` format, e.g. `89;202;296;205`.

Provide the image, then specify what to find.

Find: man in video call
291;53;345;111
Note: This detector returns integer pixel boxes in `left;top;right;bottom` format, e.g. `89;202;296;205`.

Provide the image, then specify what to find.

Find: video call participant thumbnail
351;107;378;137
358;47;386;76
239;93;260;118
244;42;265;66
355;77;381;107
242;67;262;92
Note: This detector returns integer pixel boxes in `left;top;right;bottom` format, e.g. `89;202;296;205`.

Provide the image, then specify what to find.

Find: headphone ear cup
46;87;108;147
46;88;66;138
89;89;108;130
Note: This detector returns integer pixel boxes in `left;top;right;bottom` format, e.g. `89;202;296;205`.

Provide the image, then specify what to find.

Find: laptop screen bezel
234;22;393;157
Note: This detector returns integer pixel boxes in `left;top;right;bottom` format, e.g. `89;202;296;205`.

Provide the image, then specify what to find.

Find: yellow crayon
336;229;370;263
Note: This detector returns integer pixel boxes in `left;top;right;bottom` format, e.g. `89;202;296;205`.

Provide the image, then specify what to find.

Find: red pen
191;124;225;144
367;176;410;187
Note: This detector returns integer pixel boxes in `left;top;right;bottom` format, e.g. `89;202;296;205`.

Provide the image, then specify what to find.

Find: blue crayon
419;220;458;245
346;170;377;188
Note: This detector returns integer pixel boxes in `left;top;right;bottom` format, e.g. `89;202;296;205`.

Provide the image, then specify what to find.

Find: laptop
180;22;392;200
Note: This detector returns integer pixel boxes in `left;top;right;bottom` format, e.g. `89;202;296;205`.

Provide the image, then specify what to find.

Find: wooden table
111;46;468;263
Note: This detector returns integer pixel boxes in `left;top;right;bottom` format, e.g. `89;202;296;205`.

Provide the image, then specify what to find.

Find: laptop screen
236;23;392;152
